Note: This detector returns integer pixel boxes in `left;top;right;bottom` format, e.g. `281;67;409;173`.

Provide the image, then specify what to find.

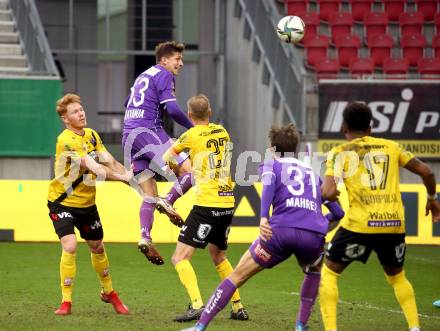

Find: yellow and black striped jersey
325;136;414;234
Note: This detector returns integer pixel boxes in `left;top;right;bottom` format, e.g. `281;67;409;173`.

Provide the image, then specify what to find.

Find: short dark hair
269;123;299;155
343;102;372;132
187;94;211;120
155;41;185;63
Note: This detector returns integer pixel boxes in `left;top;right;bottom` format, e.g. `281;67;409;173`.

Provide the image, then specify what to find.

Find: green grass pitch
0;243;439;330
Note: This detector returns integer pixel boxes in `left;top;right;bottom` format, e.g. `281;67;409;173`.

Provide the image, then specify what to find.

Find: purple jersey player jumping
181;123;344;331
122;41;194;265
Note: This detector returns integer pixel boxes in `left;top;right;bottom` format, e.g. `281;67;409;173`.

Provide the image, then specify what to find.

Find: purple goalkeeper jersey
123;65;176;132
260;157;328;235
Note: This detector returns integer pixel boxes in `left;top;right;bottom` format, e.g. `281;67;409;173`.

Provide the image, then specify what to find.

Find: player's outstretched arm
323;200;345;232
404;158;440;223
164;100;193;129
80;155;133;183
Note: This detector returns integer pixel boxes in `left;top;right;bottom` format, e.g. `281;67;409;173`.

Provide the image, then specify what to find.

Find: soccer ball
276;15;305;44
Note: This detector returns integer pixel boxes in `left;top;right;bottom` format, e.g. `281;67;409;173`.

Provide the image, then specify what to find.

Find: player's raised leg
136;175;165;265
208;243;248;320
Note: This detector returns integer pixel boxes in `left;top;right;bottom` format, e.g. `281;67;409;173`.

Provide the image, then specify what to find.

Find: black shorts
326;226;406;268
48;201;103;241
178;206;234;250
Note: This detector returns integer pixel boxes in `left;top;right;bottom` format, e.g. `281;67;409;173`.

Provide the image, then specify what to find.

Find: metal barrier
238;0;306;130
10;0;59;76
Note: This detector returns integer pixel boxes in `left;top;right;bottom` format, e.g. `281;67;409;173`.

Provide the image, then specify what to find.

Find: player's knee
88;240;104;254
61;236;77;254
385;270;405;286
171;252;187;266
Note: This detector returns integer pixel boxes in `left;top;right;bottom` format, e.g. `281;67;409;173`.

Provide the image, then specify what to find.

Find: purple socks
166;172;193;205
198;278;237;327
297;272;321;325
139;201;155;240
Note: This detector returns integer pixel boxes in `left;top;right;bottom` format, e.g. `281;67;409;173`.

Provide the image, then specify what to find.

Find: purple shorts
249;227;325;269
122;127;187;176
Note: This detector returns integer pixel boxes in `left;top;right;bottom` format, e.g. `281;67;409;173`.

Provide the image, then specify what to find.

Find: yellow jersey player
319;102;440;331
163;94;248;322
48;93;132;315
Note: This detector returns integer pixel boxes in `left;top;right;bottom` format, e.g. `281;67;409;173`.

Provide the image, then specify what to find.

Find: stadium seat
368;34;394;67
301;12;320;41
285;0;309;18
317;0;342;21
349;0;374;22
415;0;438;21
401;34;427;66
315;57;340;79
417;57;440;78
329;12;354;43
435;12;440;33
349;57;375;77
364;12;389;42
433;35;440;59
304;34;331;66
382;0;405;22
335;34;361;66
399;12;424;36
383;57;409;78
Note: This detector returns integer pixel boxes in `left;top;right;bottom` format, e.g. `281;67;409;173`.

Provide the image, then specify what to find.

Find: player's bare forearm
259;217;272;241
404;158;436;195
321;175;340;201
163;147;179;169
80;155;133;183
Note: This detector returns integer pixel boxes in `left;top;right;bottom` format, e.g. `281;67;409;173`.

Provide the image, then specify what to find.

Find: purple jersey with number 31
261;157;328;235
123;65;176;133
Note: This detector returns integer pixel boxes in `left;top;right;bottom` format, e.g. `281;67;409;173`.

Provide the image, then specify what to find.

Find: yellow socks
385;271;420;329
60;250;76;302
91;251;113;294
175;259;203;309
215;259;243;312
319;264;340;331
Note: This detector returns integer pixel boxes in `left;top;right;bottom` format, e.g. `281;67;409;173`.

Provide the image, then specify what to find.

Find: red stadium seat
399;12;424;36
304;34;331;66
433;35;440;59
368;34;394;67
329;12;354;43
383;57;409;78
415;0;438;21
315;57;340;79
401;34;427;66
301;12;320;41
349;57;375;77
317;0;342;21
382;0;405;22
364;12;389;42
335;34;361;66
435;12;440;33
349;0;374;22
285;0;309;18
417;57;440;78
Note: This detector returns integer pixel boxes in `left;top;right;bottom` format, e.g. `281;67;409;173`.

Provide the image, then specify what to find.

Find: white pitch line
282;291;440;320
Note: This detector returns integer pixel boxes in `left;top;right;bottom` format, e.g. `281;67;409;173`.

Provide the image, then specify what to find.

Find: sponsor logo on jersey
368;220;402;227
254;243;271;262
